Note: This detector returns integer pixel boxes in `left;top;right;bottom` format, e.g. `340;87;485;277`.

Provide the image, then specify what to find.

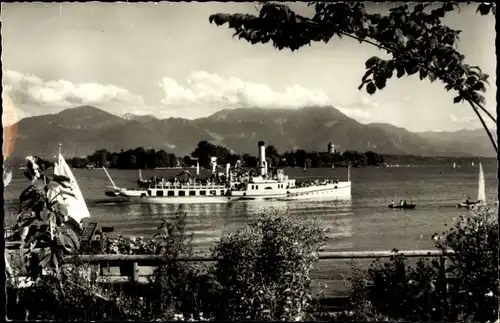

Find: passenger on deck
399;200;403;206
403;200;407;206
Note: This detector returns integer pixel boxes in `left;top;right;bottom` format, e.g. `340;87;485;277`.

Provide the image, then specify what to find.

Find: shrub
208;211;328;321
137;212;208;321
346;207;499;322
433;207;499;322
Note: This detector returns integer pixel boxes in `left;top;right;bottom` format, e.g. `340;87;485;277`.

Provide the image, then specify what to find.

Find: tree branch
467;99;497;152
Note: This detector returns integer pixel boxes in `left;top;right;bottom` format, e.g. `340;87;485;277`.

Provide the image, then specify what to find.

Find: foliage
13;156;81;281
208;211;328;321
209;2;497;151
433;207;499;322
69;143;384;170
112;212;214;321
345;207;499;322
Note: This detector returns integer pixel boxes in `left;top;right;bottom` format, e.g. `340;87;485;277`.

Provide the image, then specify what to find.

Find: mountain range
9;105;496;158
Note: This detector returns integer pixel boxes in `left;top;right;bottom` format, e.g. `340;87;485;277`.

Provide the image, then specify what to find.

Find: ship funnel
258;141;267;176
210;157;217;174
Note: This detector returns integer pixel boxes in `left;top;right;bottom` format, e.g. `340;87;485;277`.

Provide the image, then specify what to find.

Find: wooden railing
57;249;454;284
7;248;455;310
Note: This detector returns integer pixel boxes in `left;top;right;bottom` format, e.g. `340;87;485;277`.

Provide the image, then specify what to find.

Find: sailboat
52;150;92;229
452;162;456;171
457;162;486;209
471;161;475;167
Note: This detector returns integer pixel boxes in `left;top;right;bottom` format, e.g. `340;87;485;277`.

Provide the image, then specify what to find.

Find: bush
433;207;499;322
346;207;499;322
137;212;208;321
208;211;328;321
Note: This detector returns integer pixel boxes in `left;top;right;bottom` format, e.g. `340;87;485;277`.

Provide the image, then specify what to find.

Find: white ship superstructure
230;141;351;201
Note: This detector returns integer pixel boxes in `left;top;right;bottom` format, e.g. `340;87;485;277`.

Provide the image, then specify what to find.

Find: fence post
439;256;449;315
131;262;139;283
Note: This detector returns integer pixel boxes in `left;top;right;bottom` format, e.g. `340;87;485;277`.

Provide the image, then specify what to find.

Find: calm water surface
4;164;497;253
4;164;497;295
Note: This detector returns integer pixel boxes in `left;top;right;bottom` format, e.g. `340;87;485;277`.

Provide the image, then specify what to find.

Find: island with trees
65;140;385;170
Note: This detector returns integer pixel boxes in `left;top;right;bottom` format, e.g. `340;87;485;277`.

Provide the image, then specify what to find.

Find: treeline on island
66;141;385;169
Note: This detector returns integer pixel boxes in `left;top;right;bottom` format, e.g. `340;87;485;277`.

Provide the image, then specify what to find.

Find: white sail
453;162;456;169
196;161;200;175
477;162;486;202
53;153;91;226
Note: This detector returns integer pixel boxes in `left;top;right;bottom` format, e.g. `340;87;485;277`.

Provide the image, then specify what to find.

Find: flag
52;153;91;227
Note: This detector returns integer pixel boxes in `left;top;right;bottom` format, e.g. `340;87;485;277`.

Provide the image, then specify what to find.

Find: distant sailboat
452;162;456;171
457;162;486;209
331;163;335;169
477;162;486;204
471;161;475;167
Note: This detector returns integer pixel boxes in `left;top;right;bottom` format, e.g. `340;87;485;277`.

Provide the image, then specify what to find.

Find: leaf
365;56;380;69
38;248;52;268
39;209;52;222
473;81;486;92
428;71;437;82
453;96;462;104
396;66;405;78
419;68;428;80
366;82;376;95
477;3;492;15
208;13;231;26
17;211;37;228
52;175;71;188
361;68;374;82
374;74;387;90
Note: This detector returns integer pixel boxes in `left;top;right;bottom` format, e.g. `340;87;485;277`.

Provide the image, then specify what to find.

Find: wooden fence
57;249;454;285
6;248;455;311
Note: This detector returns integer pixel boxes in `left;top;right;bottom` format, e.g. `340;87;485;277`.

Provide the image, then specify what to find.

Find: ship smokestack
211;157;217;174
258;141;267;176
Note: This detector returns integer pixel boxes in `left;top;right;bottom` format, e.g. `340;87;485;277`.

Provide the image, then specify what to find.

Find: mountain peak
123;113;159;123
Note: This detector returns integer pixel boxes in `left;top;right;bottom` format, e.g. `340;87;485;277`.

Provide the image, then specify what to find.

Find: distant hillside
9;106;496;158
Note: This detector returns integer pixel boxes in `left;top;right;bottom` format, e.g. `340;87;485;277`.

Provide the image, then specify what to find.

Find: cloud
158;71;373;120
2;90;31;126
2;69;144;108
449;113;496;130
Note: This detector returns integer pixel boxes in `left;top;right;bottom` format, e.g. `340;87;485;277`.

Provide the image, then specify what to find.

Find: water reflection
91;199;354;252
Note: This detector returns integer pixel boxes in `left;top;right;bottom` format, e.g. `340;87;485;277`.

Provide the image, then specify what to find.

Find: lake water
4;163;497;251
4;163;497;295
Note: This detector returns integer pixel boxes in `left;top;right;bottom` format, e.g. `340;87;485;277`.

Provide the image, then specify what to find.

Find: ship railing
6;247;455;311
150;183;227;190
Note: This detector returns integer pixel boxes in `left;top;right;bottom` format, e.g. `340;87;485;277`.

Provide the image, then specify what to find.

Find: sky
1;2;497;132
